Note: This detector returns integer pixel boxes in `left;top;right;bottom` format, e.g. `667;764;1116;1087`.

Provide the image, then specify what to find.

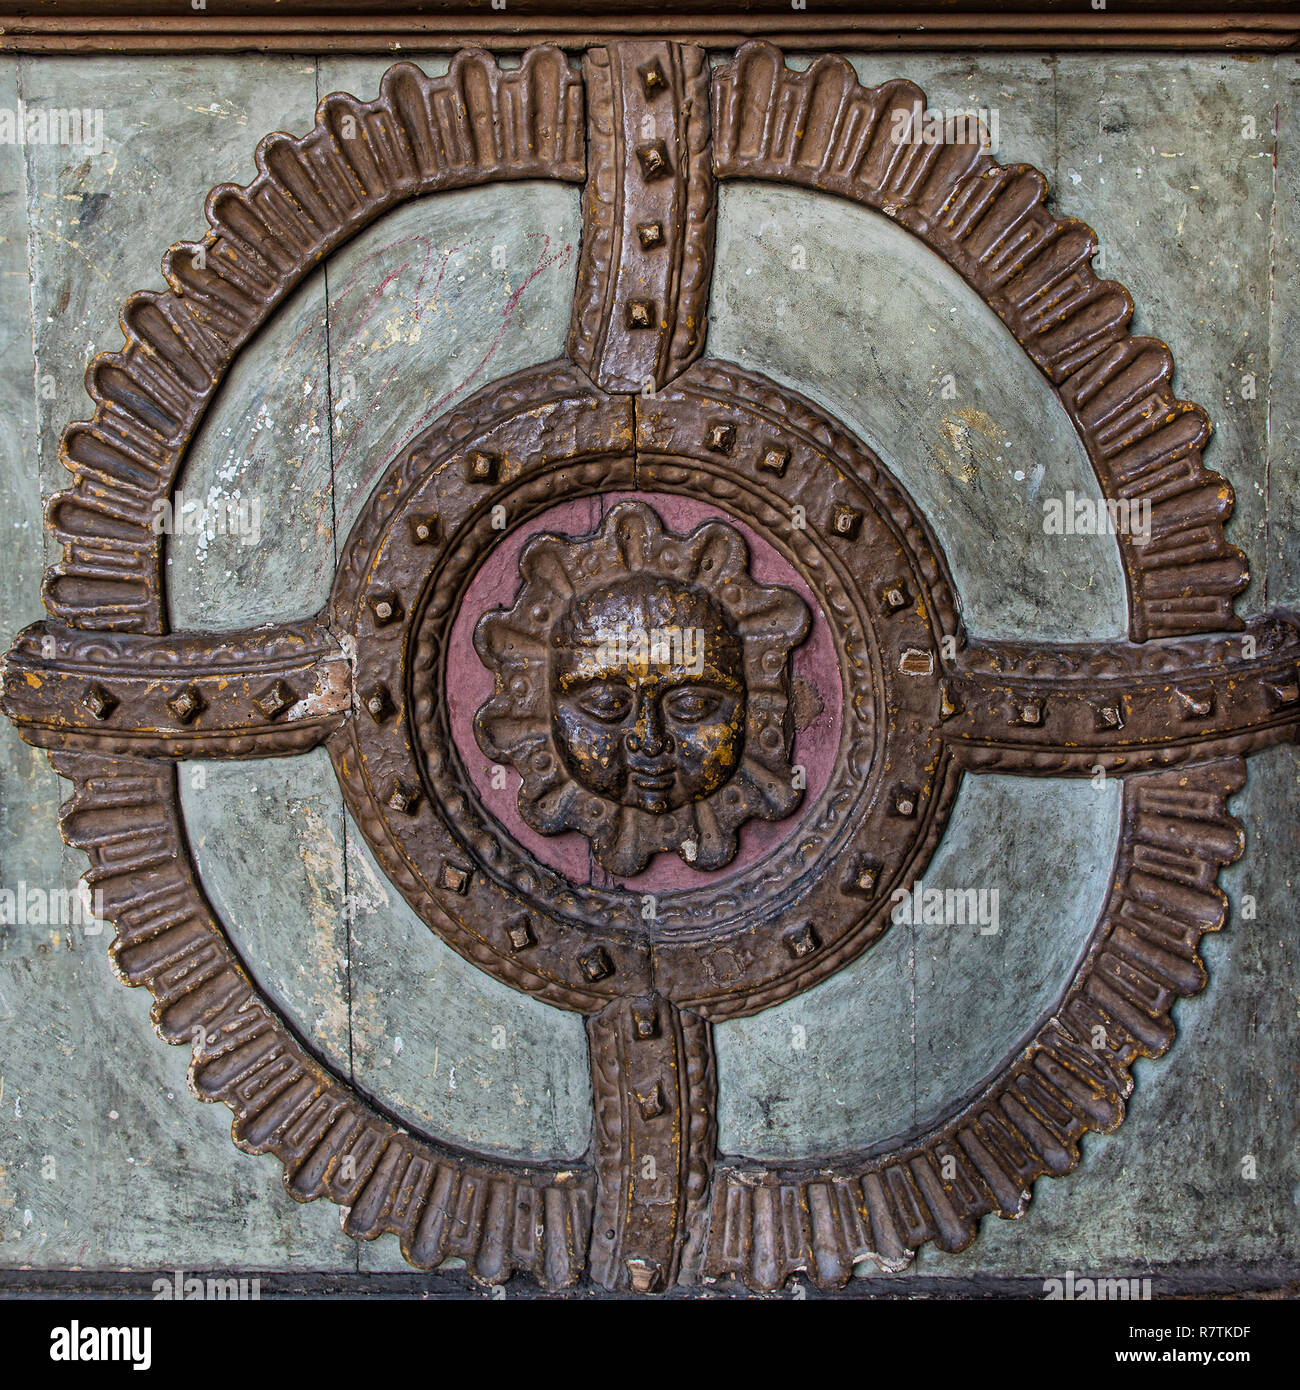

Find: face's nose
625;688;672;758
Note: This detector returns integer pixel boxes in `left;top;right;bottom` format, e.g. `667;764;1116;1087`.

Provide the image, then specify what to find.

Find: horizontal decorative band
0;11;1295;55
2;618;350;758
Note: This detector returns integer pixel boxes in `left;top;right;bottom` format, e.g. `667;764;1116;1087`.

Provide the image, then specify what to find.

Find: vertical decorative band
569;40;715;395
587;993;716;1291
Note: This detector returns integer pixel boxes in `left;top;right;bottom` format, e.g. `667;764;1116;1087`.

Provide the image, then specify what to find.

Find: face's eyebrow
556;664;745;695
666;672;744;693
556;665;633;689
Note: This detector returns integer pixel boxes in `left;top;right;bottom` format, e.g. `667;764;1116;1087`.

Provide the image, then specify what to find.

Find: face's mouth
627;758;674;787
629;765;673;785
624;762;677;811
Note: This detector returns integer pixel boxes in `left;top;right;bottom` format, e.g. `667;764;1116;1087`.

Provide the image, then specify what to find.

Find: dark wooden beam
0;3;1295;54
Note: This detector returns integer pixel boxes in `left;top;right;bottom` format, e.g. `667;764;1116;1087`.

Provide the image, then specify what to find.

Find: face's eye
573;684;634;724
664;687;725;724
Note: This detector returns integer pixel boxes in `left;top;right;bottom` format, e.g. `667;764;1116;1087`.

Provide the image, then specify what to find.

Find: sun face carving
473;501;812;876
552;572;748;815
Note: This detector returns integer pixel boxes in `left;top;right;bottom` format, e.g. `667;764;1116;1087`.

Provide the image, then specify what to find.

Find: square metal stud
631;1001;659;1039
785;922;820;958
637;58;668;96
362;683;392;723
1094;701;1125;731
438;860;470;893
760;444;790;476
879;580;910;613
1013;698;1045;727
506;916;535;952
388;780;421;815
253;679;295;720
166;684;204;723
1175;687;1215;720
408;514;439;545
579;946;614;982
1266;672;1300;708
635;139;671;180
626;299;655;330
466;451;499;484
846;855;884;897
706;421;736;454
368;590;403;626
635;1082;666;1120
81;683;117;720
831;504;863;539
637;221;665;249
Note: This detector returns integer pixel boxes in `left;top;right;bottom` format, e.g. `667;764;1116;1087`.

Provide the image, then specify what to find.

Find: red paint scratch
336;231;573;496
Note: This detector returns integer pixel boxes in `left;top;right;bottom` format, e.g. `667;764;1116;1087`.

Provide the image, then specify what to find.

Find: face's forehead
554;573;745;690
565;574;730;638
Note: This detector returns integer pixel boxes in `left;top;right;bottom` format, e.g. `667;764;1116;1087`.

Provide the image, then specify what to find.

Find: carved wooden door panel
1;32;1297;1295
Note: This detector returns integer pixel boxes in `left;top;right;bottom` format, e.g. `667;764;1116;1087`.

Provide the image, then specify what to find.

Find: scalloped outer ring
23;45;1255;1290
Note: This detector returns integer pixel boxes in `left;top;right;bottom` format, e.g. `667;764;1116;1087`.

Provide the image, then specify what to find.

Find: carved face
552;576;746;813
473;500;810;876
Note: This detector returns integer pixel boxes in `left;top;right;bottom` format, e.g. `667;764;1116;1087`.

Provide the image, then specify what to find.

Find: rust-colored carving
588;993;715;1292
3;4;1296;57
2;39;1297;1296
2;618;349;758
704;759;1245;1288
569;39;714;393
326;356;959;1021
42;48;584;636
712;42;1247;642
49;749;594;1288
943;621;1300;774
474;499;809;875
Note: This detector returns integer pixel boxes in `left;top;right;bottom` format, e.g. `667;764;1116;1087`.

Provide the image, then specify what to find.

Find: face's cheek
552;701;626;798
671;696;745;801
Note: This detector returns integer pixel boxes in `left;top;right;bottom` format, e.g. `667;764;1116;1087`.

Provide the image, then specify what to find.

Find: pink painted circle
446;491;842;892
